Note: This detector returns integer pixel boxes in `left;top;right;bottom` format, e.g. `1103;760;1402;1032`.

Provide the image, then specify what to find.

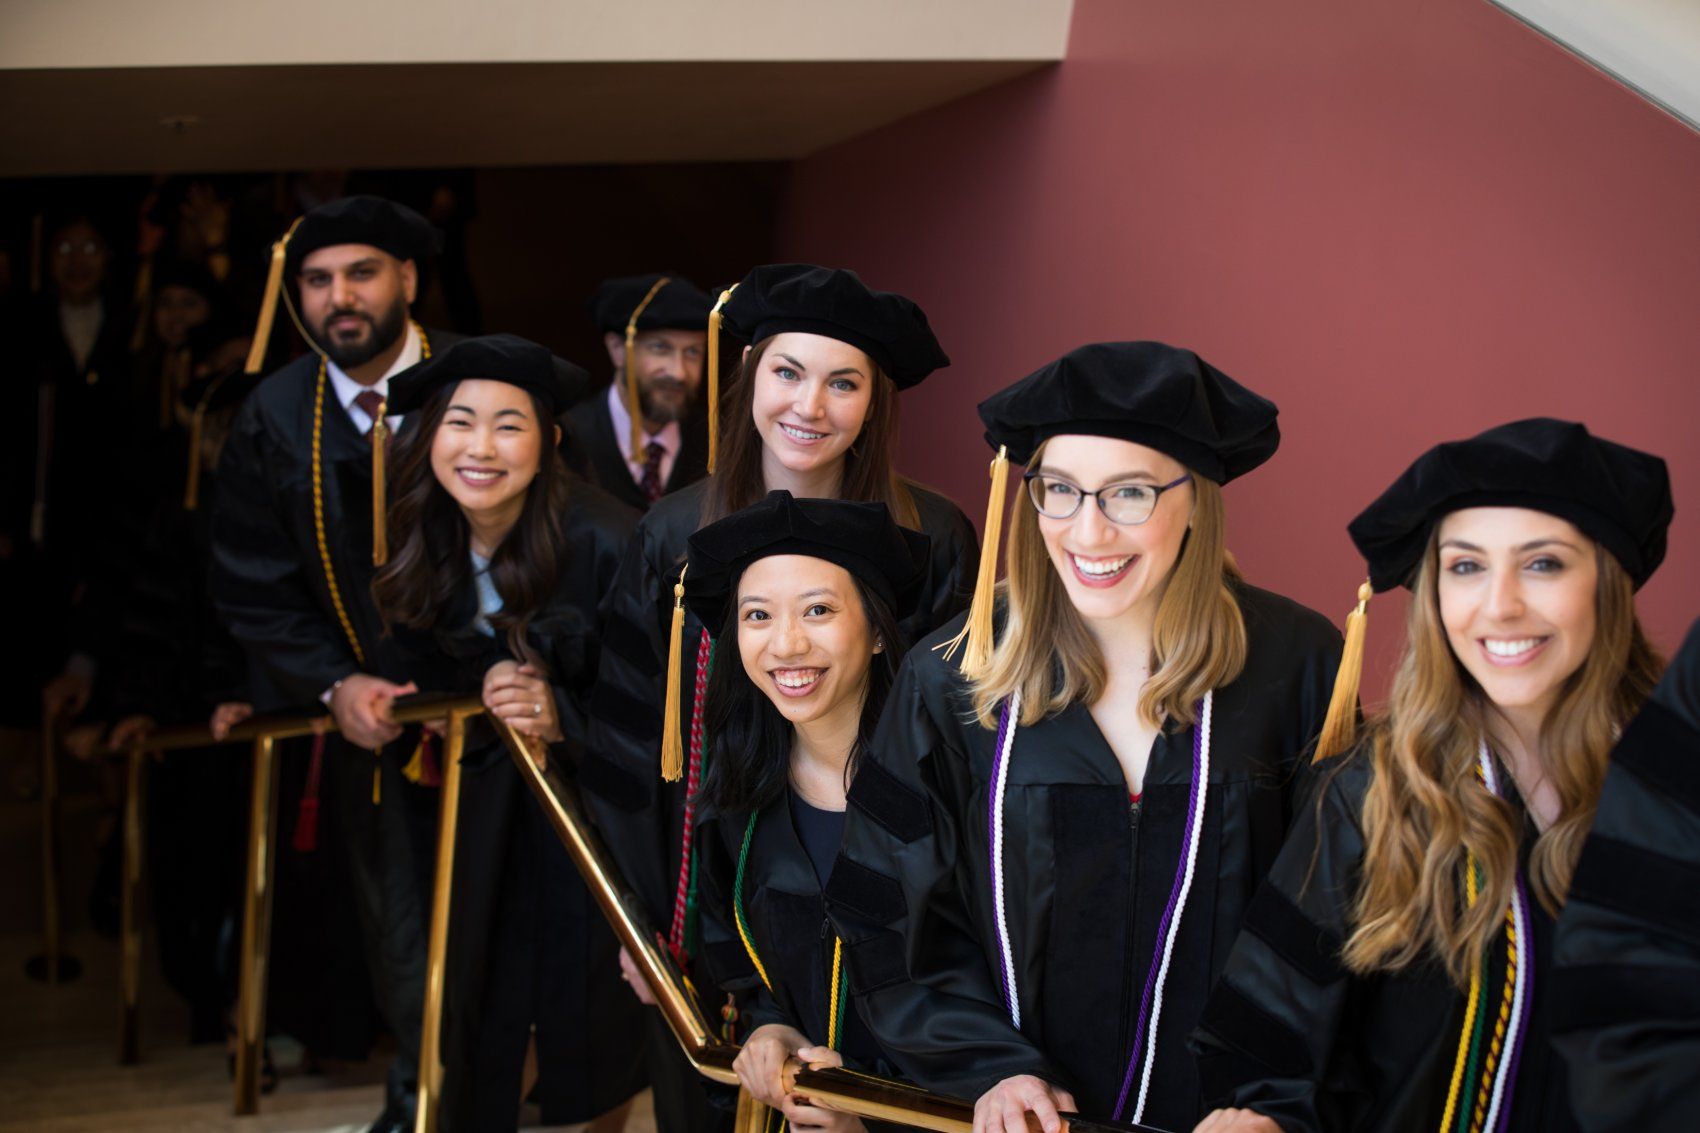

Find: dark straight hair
371;382;572;670
700;335;921;529
697;573;907;815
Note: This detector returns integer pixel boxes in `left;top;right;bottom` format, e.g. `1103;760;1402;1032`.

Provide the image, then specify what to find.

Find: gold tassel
660;563;689;782
29;212;43;294
1314;580;1374;763
624;277;671;458
936;446;1010;679
245;216;303;374
129;259;153;353
371;404;388;566
706;285;737;474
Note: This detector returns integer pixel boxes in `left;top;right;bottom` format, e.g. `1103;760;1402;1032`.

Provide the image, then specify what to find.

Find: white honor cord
992;688;1022;1029
1131;688;1213;1125
1478;741;1530;1132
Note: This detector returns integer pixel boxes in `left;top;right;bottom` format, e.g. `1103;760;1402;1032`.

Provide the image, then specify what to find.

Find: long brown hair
1343;534;1662;987
371;383;572;670
700;336;921;529
970;439;1248;729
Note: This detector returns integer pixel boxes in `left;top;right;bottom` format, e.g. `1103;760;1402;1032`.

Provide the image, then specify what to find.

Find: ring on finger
533;701;542;716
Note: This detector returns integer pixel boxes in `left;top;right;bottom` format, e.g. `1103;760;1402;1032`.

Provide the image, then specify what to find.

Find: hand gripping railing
96;697;1159;1132
487;717;1166;1133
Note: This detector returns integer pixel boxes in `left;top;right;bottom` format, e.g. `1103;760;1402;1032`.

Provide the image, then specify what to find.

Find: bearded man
210;196;459;1133
568;273;712;510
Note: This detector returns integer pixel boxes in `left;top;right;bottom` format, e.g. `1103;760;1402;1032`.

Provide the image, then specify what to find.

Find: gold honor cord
624;277;672;458
734;811;849;1050
308;321;432;669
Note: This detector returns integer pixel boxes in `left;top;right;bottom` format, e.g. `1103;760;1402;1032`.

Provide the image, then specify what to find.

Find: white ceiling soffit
0;0;1073;68
0;61;1054;177
0;0;1073;177
1485;0;1700;132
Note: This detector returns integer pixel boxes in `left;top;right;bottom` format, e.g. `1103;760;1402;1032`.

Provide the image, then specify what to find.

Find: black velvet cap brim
284;195;442;275
1347;417;1672;591
386;333;590;418
977;341;1280;482
684;491;932;633
720;264;949;390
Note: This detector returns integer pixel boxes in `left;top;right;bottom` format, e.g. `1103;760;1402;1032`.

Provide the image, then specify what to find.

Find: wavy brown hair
371;383;572;670
970;439;1248;729
700;336;921;529
1342;534;1662;987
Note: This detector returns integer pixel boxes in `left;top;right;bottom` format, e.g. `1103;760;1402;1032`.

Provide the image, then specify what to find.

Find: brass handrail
492;716;1007;1133
112;699;1158;1132
102;695;483;1114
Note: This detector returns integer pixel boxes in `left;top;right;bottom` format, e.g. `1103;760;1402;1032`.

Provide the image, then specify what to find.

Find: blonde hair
1342;534;1662;987
970;440;1248;729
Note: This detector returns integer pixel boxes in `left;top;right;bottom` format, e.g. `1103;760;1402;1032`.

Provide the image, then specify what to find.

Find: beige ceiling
0;59;1052;177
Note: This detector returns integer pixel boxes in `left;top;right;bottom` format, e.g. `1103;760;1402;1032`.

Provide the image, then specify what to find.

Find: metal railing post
25;715;82;983
415;707;475;1133
233;732;281;1115
119;741;146;1064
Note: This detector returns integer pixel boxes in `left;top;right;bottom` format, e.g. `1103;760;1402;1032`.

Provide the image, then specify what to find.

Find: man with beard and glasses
210;196;459;1133
568;274;712;510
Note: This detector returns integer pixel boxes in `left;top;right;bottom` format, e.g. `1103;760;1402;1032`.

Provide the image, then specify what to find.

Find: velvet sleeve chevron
1553;619;1700;1131
824;638;1061;1101
1191;755;1370;1133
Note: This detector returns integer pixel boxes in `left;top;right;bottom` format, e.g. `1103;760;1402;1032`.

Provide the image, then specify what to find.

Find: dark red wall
775;0;1700;690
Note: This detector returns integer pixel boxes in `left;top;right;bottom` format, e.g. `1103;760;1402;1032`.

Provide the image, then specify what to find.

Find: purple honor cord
1112;696;1209;1123
987;690;1213;1127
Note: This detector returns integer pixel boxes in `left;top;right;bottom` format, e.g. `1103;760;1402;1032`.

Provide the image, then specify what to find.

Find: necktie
640;440;666;504
352;390;385;438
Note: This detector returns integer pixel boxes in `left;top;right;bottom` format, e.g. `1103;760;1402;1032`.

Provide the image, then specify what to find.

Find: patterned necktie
640;440;666;504
352;389;385;438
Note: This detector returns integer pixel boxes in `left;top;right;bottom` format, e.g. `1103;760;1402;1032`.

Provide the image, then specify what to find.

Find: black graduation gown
564;388;711;512
412;482;649;1130
110;393;252;1040
579;476;974;1133
208;329;462;1089
208;330;460;710
697;794;888;1077
1191;751;1579;1133
823;584;1341;1130
1551;619;1700;1130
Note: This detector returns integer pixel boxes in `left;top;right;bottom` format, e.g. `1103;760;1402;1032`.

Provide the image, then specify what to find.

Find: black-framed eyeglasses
1022;470;1193;525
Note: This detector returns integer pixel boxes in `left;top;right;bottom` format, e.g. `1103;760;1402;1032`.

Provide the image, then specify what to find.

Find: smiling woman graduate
578;264;976;1133
374;334;646;1133
823;342;1343;1133
1189;418;1672;1133
677;492;932;1132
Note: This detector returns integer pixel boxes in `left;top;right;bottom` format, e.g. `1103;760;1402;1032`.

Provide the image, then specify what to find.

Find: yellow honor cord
311;360;368;668
660;563;689;782
1314;580;1374;763
624;277;672;458
706;284;737;474
1439;855;1484;1132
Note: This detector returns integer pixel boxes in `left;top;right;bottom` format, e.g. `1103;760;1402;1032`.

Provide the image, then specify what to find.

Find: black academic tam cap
978;341;1280;482
586;273;712;334
283;195;442;276
1349;417;1673;592
387;334;591;418
720;264;950;389
683;491;932;633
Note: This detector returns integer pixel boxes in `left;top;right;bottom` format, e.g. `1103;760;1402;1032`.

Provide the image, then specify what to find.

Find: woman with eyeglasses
824;342;1342;1133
